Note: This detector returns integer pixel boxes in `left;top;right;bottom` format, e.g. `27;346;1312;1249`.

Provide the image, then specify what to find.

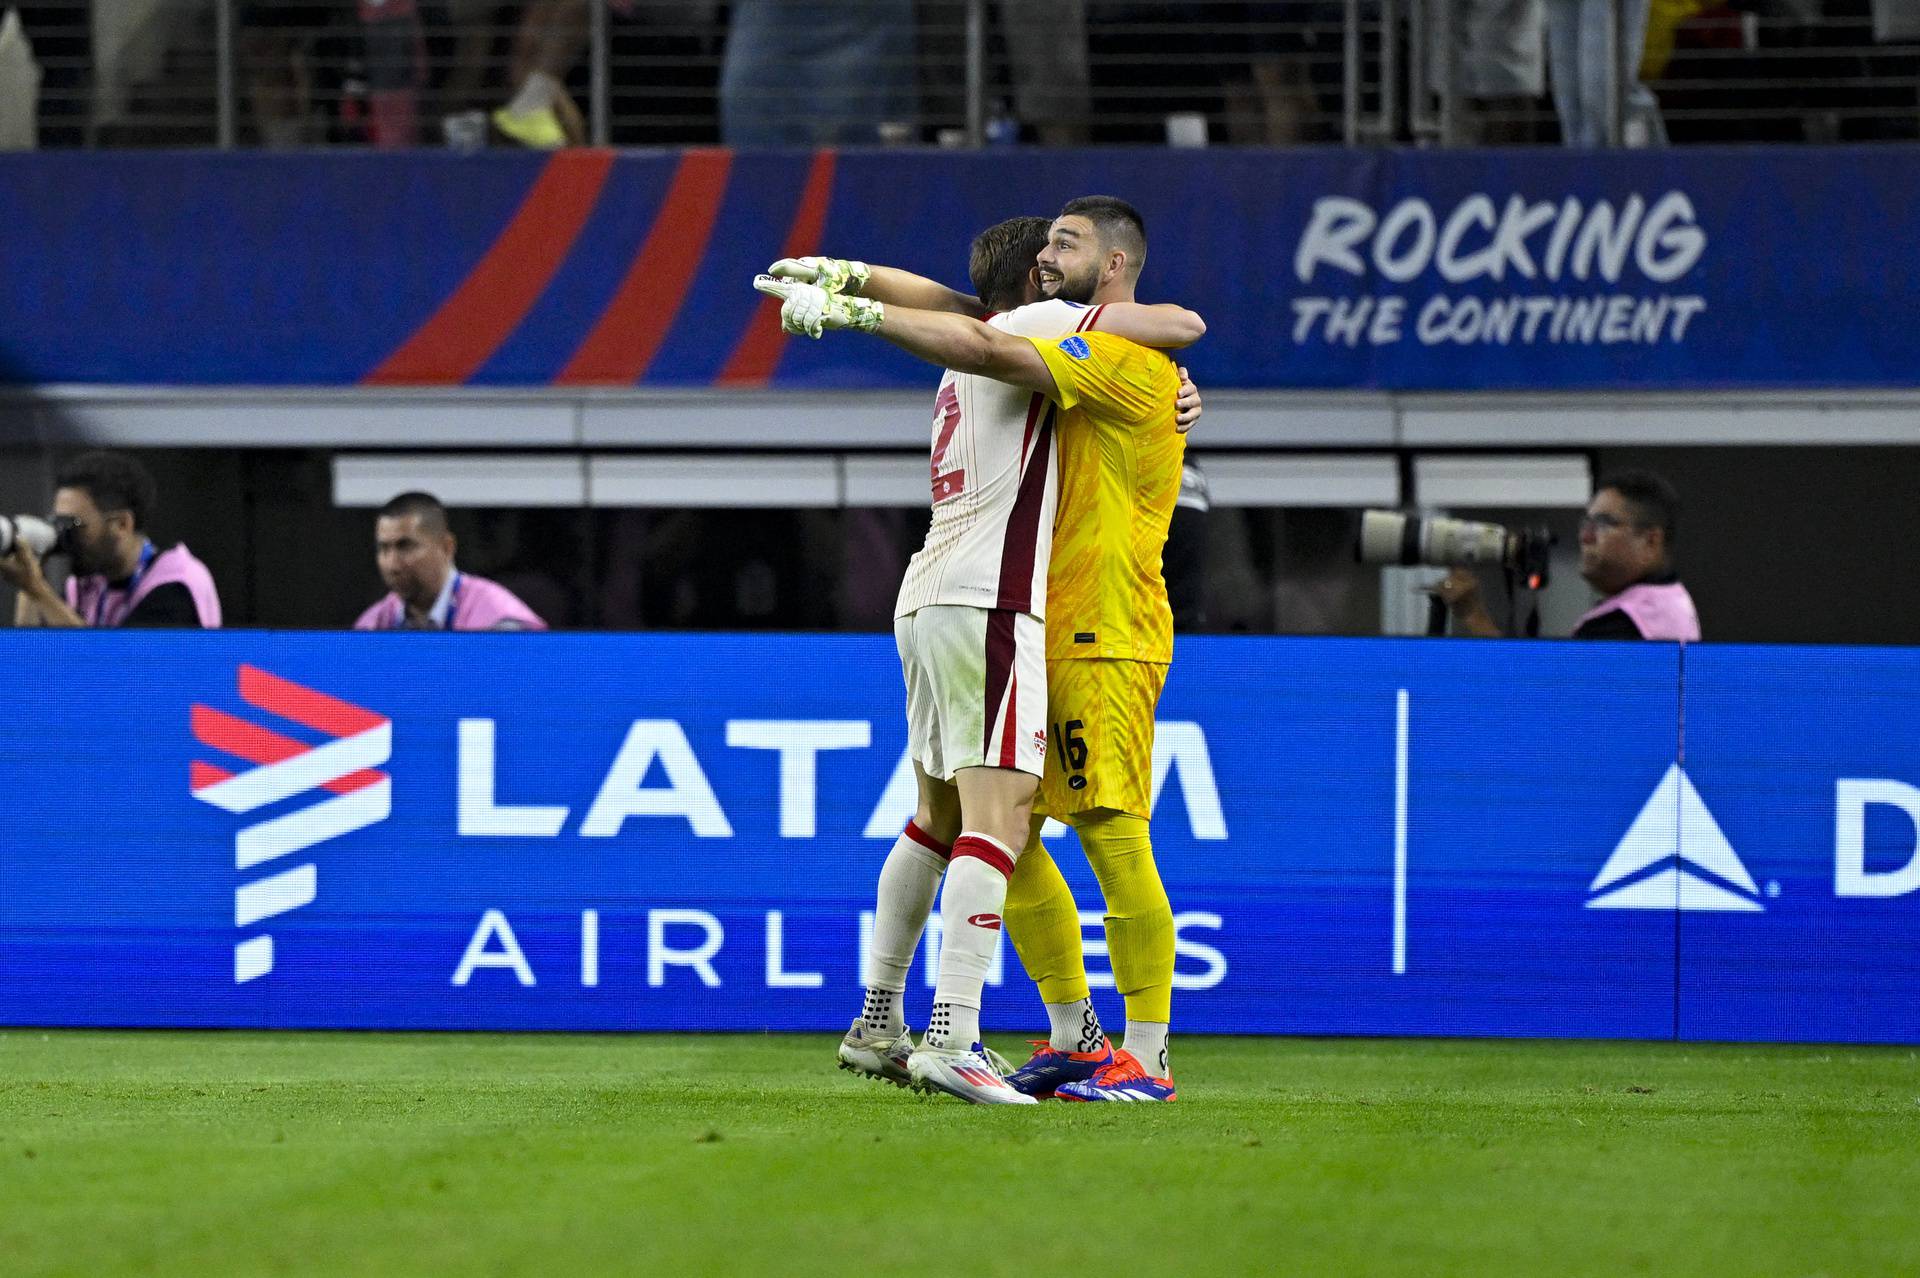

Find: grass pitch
2;1032;1915;1276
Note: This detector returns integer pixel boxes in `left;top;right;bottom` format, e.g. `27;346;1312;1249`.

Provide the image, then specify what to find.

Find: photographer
1431;470;1700;640
352;492;546;631
2;452;222;629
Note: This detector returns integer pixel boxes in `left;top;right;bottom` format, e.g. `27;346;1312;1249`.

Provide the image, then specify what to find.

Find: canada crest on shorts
1032;728;1048;757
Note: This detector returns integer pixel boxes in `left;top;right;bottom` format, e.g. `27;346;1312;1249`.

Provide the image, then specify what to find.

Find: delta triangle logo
1587;763;1763;912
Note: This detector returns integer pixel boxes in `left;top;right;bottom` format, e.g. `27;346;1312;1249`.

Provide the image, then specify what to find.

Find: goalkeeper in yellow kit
1003;198;1188;1102
760;196;1192;1102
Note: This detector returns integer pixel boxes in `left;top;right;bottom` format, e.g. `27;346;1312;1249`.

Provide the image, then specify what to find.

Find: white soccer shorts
893;604;1047;781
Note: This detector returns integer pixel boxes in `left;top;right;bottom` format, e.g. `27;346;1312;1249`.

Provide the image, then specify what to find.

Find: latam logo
190;666;392;982
1587;764;1763;912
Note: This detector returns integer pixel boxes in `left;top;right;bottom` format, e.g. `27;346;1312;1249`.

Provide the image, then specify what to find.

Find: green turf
1;1031;1915;1276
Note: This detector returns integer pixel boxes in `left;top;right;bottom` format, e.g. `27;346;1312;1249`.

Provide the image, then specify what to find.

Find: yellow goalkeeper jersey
1026;327;1185;663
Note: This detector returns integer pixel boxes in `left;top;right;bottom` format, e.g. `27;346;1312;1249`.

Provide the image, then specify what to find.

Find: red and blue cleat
1054;1049;1178;1103
1005;1038;1115;1099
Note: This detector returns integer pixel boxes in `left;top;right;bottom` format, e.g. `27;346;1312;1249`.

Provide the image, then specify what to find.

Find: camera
1357;510;1555;590
0;514;79;560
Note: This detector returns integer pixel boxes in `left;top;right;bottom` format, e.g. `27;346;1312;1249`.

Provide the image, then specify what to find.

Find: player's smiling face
1038;216;1104;304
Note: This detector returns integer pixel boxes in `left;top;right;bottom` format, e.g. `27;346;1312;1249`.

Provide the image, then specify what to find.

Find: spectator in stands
353;491;546;630
9;3;90;147
2;451;222;628
1089;2;1327;144
720;0;917;145
917;0;1091;144
358;0;428;146
240;2;332;147
1452;0;1547;142
0;8;41;149
437;0;520;124
488;0;597;147
1429;470;1701;639
1223;2;1333;144
460;1;721;148
1545;0;1668;145
242;2;426;148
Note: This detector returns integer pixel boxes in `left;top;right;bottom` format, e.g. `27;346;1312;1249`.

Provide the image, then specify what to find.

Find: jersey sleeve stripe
1076;304;1106;333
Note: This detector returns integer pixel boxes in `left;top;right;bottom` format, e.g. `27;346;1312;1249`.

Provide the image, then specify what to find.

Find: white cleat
907;1042;1038;1105
837;1019;914;1087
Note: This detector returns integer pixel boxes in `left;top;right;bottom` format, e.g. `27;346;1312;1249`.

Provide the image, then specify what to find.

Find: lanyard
392;571;461;629
95;540;156;627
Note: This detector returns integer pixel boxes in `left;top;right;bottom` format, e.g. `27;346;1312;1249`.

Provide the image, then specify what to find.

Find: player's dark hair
1058;195;1148;280
969;216;1053;312
56;451;157;531
1597;470;1680;548
379;490;451;536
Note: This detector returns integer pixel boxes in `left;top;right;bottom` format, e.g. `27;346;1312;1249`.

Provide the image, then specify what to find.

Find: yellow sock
1078;810;1174;1026
1002;834;1090;1006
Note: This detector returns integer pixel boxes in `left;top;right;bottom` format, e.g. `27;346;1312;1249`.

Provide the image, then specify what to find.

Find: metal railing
3;0;1916;148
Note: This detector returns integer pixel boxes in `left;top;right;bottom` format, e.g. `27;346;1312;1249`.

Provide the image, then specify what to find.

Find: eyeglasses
1579;513;1639;534
56;508;130;531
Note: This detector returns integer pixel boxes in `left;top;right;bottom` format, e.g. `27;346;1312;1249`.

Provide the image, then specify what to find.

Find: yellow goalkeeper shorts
1036;657;1169;821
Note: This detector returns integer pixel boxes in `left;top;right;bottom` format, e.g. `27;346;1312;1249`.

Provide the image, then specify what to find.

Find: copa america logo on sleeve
190;666;392;983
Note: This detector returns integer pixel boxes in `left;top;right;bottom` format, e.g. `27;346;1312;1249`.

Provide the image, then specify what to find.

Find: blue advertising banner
2;147;1918;390
3;632;1916;1042
1677;645;1920;1043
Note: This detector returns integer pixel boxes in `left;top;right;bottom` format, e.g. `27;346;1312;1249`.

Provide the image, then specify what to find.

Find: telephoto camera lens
1357;510;1556;590
0;514;60;558
1358;510;1512;568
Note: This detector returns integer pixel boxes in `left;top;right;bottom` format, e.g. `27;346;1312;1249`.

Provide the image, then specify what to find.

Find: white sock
1045;998;1104;1053
926;1000;977;1051
1125;1020;1170;1078
860;988;902;1037
926;833;1013;1050
863;824;948;1033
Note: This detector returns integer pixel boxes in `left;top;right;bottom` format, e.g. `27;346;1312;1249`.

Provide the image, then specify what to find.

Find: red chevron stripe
557;149;734;385
717;149;839;386
190;706;384;796
190;760;235;792
364;150;615;385
239;665;386;738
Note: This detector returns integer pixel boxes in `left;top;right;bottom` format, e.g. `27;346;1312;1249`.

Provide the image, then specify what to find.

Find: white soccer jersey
893;298;1095;622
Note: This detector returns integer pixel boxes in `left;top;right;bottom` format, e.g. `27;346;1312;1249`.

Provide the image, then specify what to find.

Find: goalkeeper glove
766;255;871;296
753;274;885;338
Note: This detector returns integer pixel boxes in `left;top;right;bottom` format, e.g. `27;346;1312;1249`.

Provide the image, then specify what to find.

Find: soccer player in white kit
755;219;1203;1103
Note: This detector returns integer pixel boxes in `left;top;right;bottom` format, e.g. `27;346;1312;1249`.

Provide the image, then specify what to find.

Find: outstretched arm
1086;302;1207;349
874;308;1057;397
754;273;1056;396
765;257;1205;344
860;266;987;318
767;255;987;318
